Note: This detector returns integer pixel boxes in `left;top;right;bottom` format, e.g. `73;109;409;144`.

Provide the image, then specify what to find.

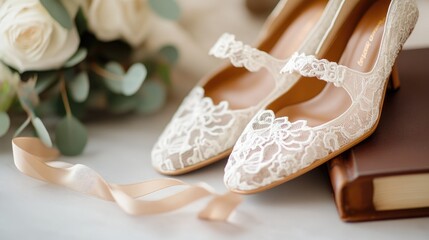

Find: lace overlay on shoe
210;33;286;81
152;87;257;172
282;52;346;87
224;0;419;191
152;35;299;172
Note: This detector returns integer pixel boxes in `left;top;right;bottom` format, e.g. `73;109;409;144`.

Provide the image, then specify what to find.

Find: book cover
328;48;429;222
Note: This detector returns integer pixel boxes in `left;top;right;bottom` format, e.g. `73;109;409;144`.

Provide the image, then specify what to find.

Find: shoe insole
276;0;390;127
204;0;328;110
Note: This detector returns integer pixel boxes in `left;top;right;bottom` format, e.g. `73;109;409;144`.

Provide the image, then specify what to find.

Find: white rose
0;0;80;72
86;0;152;47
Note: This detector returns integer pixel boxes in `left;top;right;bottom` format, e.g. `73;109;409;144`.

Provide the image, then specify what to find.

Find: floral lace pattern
209;33;262;72
152;35;292;173
225;110;343;190
151;0;380;173
224;0;419;191
152;87;257;172
209;33;286;80
232;111;314;176
281;52;346;87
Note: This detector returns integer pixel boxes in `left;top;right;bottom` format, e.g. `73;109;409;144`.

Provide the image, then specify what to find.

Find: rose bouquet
0;0;180;155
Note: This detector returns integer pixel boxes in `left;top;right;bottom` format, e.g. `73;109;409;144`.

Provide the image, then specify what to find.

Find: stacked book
328;49;429;222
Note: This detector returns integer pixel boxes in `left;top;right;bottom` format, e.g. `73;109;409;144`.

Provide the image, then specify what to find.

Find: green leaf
123;63;147;96
31;117;52;147
40;0;73;29
64;49;87;68
0;112;10;137
105;62;125;75
159;45;179;64
137;81;167;114
55;115;87;156
103;62;124;94
68;71;89;103
148;0;181;20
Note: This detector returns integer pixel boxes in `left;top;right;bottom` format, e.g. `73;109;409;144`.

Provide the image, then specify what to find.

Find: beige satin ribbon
11;137;242;221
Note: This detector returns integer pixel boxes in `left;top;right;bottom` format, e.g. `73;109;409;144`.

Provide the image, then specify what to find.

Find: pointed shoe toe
224;110;317;193
152;0;361;175
152;87;255;175
224;0;419;193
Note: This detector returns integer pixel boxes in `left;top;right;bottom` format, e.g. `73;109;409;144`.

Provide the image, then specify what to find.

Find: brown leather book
328;48;429;222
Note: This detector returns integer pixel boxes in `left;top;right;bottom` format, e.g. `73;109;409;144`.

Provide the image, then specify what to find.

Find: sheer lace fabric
224;0;419;191
152;34;289;172
209;33;286;81
151;87;257;171
151;0;350;172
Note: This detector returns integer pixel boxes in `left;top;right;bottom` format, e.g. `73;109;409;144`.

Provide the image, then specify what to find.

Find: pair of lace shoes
152;0;419;194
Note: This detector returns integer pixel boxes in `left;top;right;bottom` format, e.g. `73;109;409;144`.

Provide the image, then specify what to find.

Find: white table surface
1;1;429;239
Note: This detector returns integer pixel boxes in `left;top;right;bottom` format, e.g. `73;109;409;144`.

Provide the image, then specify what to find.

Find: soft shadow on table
246;167;333;206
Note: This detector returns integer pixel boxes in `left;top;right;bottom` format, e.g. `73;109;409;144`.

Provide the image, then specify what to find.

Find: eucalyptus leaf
103;62;124;94
55;115;87;156
137;81;167;114
64;49;87;68
123;63;147;96
68;71;89;103
32;117;52;147
148;0;181;20
159;45;179;64
40;0;73;29
0;112;10;137
105;62;125;75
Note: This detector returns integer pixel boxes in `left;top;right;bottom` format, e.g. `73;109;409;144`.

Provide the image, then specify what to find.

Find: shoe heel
388;62;400;91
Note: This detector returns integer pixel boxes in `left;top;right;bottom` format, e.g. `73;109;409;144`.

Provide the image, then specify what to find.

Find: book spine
329;154;429;221
328;152;376;222
328;154;352;220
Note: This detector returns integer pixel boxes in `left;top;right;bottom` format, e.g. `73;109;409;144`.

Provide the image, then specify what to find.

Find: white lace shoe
224;0;418;193
151;0;353;175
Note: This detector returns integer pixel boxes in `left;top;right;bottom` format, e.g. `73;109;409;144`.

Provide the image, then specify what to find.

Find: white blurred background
146;0;429;80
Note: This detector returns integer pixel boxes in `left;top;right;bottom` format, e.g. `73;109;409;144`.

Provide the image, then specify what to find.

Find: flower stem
90;62;123;81
14;116;31;137
60;75;72;117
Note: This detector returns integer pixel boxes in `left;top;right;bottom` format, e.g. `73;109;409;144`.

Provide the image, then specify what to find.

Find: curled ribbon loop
12;137;242;221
